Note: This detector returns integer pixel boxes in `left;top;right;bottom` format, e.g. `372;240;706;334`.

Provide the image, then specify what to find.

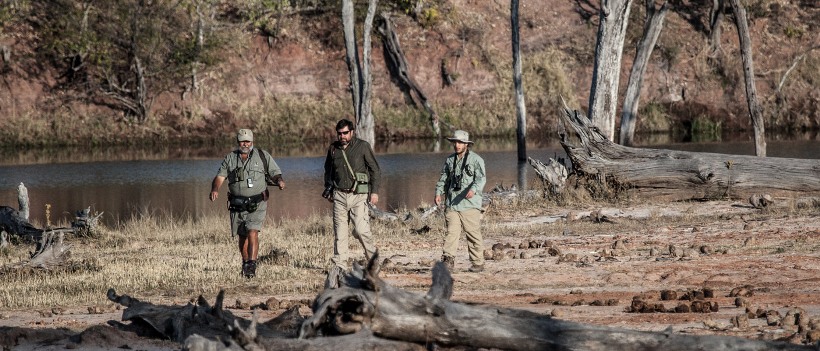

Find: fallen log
297;252;812;351
558;104;820;200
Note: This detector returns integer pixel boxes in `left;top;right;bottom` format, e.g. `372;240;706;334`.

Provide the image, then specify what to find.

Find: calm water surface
0;137;817;227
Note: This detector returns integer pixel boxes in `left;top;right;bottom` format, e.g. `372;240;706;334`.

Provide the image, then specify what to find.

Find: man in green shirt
210;129;285;278
323;119;381;269
435;130;486;273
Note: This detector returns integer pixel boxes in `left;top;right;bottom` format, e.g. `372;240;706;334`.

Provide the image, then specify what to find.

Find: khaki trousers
443;208;484;265
332;191;377;267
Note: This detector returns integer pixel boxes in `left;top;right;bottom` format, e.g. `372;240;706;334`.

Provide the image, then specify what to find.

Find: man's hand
465;190;475;199
277;179;286;190
434;194;442;206
369;193;379;205
209;191;219;202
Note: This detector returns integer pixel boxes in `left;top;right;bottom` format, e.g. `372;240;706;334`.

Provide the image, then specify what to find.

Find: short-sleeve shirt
216;148;282;198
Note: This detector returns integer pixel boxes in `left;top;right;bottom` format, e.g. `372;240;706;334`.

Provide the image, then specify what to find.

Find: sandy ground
2;197;819;350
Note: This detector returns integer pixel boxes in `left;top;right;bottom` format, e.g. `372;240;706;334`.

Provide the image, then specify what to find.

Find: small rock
265;297;280;310
806;330;820;343
731;314;750;329
550;309;565;318
519;251;531;259
483;249;494;260
235;299;251;310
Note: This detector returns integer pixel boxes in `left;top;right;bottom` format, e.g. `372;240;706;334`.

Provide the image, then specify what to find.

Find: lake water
0;136;817;228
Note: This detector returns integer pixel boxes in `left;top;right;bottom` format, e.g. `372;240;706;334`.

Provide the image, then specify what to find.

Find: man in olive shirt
323;119;381;269
435;130;486;273
210;129;285;278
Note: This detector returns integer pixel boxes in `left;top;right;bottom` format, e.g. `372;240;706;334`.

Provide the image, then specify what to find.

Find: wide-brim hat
237;129;253;142
446;130;473;144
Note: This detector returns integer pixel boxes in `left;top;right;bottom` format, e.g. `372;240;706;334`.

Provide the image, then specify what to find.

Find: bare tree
511;0;527;161
619;0;669;146
588;0;633;142
342;0;379;145
709;0;725;54
729;0;766;156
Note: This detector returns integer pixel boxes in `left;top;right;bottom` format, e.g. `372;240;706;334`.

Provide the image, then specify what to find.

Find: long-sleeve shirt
435;151;486;211
216;148;282;197
324;138;381;193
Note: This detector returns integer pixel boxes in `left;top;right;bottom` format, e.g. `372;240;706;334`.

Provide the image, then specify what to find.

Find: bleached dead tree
619;0;669;146
511;0;527;161
342;0;379;145
729;0;766;157
588;0;633;142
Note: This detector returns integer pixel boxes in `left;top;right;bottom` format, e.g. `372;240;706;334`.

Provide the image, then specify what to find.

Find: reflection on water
0;135;817;228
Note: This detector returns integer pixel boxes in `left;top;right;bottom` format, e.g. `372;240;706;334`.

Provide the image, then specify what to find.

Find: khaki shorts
230;200;267;236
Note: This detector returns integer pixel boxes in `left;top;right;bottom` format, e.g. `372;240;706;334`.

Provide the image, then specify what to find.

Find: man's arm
434;158;450;206
323;145;334;189
264;152;285;190
362;142;381;204
468;155;487;197
210;176;225;201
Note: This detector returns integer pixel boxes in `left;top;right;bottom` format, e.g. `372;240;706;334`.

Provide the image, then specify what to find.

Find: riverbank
1;192;818;349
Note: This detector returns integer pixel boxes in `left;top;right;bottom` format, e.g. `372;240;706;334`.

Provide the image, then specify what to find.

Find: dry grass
1;192;817;310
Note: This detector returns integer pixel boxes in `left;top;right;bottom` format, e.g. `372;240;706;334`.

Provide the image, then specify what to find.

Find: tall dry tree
729;0;766;156
619;0;669;146
588;0;633;142
342;0;379;145
511;0;527;161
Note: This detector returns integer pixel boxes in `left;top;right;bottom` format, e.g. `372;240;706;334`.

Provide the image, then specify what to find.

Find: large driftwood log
296;252;811;351
559;105;820;200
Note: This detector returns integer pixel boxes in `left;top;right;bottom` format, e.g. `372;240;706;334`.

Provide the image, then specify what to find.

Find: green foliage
783;26;803;39
639;102;671;132
690;116;722;142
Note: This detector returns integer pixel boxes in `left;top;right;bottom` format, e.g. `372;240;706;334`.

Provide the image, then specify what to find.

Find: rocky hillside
0;0;818;145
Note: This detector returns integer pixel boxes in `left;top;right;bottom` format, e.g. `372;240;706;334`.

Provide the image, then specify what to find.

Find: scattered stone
649;247;658;256
675;303;690;313
702;287;715;298
590;300;604;306
547;247;561;256
660;290;677;301
569;289;583;295
550;309;565;318
492;243;505;251
235;299;250;310
532;297;552;304
505;250;517;259
807;330;820;343
734;297;749;308
528;240;541;249
483;249;494;260
557;253;577;263
519;251;531;259
571;300;587;306
731;314;750;329
492;251;506;261
265;297;280;310
703;318;720;329
767;311;782;326
612;239;627;251
668;245;679;257
518;242;528;249
749;194;774;208
699;245;713;255
729;285;754;297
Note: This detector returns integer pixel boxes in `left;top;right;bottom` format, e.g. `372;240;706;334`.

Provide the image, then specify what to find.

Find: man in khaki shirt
323;119;381;269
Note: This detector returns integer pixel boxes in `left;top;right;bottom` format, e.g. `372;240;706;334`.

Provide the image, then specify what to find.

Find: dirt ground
1;197;819;350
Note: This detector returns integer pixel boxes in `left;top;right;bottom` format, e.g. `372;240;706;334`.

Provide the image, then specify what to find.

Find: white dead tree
342;0;379;145
619;0;669;146
588;0;633;142
729;0;766;157
511;0;527;161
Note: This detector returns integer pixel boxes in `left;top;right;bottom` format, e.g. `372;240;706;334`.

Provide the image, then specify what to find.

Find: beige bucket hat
446;130;473;144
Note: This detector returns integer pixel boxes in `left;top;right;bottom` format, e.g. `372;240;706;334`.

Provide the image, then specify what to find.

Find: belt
335;188;355;193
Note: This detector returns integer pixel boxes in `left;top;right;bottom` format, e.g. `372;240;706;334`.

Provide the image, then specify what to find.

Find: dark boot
246;260;257;278
241;260;249;277
441;255;455;270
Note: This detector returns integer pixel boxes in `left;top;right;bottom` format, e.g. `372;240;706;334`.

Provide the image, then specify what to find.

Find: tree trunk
588;0;633;142
729;0;766;157
511;0;527;161
709;0;724;54
357;0;378;145
17;182;29;221
378;14;441;138
560;106;820;200
619;0;669;146
341;0;361;124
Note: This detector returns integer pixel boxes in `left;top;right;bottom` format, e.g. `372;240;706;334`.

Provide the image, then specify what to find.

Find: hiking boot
468;264;484;273
441;255;455;270
245;260;257;278
241;260;250;277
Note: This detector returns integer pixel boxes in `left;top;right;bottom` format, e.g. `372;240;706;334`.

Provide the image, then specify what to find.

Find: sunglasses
337;130;351;136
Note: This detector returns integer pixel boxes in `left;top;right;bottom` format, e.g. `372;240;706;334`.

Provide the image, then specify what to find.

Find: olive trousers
331;191;377;268
443;208;484;266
